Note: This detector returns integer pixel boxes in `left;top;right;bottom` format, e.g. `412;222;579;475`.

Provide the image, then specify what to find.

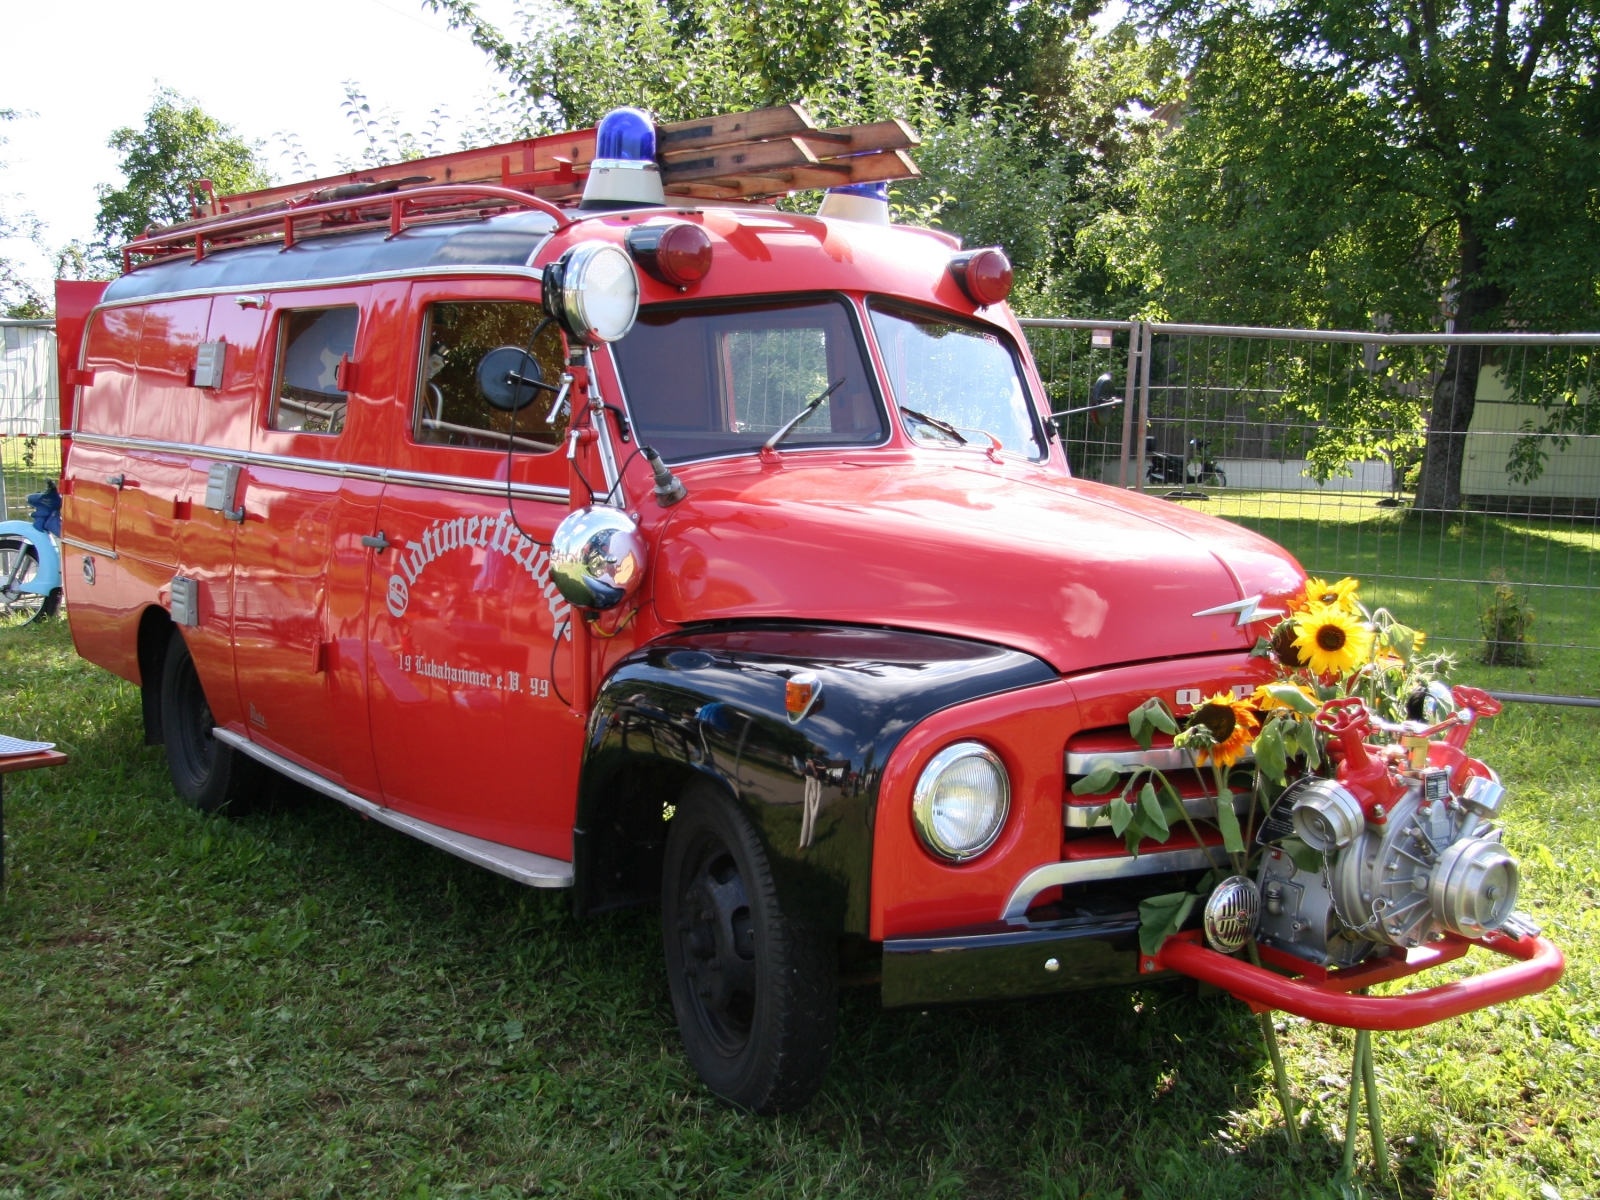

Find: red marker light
626;221;713;288
949;247;1013;307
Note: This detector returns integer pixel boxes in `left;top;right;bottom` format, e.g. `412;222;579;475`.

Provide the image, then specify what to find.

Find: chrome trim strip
213;729;574;888
96;261;548;310
1001;847;1219;922
68;432;570;504
1064;790;1250;830
61;535;117;559
1066;744;1254;774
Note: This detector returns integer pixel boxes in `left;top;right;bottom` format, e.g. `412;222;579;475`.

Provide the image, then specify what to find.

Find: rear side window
271;307;358;434
414;302;569;453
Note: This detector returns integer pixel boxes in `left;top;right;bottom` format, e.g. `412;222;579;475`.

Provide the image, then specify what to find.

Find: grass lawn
1176;490;1600;699
2;619;1597;1199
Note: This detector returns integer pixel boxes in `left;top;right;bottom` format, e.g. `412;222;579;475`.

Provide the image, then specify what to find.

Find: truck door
364;284;579;857
232;285;383;795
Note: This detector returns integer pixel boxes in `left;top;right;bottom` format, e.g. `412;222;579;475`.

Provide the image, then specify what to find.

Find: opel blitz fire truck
55;105;1561;1112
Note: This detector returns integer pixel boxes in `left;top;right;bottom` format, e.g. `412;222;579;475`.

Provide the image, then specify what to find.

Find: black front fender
573;622;1055;931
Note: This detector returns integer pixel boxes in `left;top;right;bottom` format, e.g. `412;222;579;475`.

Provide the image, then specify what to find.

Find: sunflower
1293;576;1361;614
1186;693;1260;768
1292;604;1374;676
1270;618;1307;668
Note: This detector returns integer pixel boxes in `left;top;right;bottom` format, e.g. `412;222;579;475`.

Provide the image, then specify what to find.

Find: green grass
2;618;1598;1199
1177;490;1600;698
0;438;60;523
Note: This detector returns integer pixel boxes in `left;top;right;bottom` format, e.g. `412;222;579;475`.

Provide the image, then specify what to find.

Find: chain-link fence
0;318;61;522
1024;318;1600;702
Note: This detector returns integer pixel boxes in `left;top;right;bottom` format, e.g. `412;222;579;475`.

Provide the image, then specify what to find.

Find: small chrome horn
551;506;646;609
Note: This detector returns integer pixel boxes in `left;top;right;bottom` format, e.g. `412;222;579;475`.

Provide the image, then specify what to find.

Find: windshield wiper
898;405;968;445
762;377;846;453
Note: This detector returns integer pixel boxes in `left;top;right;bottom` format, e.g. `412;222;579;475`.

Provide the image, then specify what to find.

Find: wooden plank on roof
660;137;822;184
840;149;921;184
802;119;919;159
656;105;817;152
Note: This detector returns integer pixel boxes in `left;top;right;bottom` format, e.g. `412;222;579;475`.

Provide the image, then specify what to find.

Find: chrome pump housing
1257;767;1523;968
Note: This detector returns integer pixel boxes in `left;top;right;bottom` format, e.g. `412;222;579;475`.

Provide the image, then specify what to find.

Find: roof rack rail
121;185;570;273
117;105;921;274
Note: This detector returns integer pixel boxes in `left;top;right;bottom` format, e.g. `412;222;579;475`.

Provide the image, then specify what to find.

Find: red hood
650;455;1305;674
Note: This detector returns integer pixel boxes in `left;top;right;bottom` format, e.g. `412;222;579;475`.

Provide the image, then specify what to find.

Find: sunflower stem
1246;940;1300;1147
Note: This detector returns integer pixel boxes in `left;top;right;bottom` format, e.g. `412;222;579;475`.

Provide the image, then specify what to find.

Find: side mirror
476;345;545;412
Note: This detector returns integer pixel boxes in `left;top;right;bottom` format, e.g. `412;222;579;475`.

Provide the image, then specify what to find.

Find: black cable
503;317;556;549
602;446;644;507
550;616;571;706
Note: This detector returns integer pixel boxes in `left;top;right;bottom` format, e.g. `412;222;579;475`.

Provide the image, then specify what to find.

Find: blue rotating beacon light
581;107;666;210
817;181;890;226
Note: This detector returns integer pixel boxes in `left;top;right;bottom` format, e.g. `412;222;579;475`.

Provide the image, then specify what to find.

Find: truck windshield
610;297;886;463
868;299;1045;460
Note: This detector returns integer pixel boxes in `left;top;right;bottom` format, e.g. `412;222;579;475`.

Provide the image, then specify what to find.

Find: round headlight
542;240;640;344
912;742;1010;861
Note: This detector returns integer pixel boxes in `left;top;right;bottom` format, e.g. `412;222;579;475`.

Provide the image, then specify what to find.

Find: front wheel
661;782;837;1113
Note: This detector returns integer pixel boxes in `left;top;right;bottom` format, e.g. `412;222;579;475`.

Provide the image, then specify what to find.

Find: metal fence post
1134;322;1153;493
1118;320;1141;488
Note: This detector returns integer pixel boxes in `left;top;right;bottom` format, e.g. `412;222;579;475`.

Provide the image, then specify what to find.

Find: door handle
224;506;246;523
108;474;125;489
361;532;389;553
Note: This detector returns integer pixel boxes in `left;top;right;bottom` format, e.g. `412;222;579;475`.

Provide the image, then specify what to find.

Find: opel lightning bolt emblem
1192;595;1286;627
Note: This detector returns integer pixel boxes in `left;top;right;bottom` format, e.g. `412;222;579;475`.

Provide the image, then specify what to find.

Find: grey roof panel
102;210;558;303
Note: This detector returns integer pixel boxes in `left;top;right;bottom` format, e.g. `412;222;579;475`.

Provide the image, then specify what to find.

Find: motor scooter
1144;436;1227;488
0;480;63;627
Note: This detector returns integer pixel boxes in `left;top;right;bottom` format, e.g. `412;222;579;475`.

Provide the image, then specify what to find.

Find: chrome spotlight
550;506;646;609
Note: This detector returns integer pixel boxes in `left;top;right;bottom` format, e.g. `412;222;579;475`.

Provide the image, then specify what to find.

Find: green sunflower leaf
1108;795;1134;837
1263;684;1317;714
1139;781;1170;840
1214;784;1245;853
1253;718;1288;784
1138;892;1198;958
1071;759;1120;795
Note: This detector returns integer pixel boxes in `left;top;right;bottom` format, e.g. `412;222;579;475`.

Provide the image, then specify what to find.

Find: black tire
1205;468;1227;488
161;633;262;813
661;782;837;1113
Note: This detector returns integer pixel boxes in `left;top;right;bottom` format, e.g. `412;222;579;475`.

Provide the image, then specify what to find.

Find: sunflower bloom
1293;576;1361;613
1292;605;1374;675
1187;693;1260;767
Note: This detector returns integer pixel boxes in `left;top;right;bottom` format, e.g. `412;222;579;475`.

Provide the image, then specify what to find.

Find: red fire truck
54;105;1560;1113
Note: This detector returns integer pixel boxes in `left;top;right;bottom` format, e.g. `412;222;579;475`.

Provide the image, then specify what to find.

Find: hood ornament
1193;594;1286;627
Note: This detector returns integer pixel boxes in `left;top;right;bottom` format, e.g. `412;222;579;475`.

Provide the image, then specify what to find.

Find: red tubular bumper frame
1149;931;1565;1030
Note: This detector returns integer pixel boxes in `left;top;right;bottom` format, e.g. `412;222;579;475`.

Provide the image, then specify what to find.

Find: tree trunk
1414;220;1502;514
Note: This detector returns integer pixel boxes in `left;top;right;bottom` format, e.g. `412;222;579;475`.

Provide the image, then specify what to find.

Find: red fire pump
1146;687;1564;1029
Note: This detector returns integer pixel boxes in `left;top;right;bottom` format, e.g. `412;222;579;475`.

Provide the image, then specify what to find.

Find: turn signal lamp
817;181;890;227
949;247;1013;307
626;221;713;288
785;672;821;723
581;107;666;210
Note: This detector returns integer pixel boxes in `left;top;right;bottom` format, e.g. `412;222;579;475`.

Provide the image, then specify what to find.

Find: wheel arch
136;604;176;745
572;622;1056;932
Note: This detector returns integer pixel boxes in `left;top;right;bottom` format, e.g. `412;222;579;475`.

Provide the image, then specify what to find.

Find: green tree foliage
428;0;1172;315
1090;0;1600;505
95;89;272;249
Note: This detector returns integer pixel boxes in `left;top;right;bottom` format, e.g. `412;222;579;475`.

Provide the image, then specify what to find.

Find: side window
415;302;569;453
271;307;359;434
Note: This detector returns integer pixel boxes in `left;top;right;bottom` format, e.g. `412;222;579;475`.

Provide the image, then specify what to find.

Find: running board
213;728;574;889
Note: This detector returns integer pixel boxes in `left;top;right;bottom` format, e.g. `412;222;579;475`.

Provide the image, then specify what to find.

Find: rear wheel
661;782;836;1113
161;633;262;812
0;536;55;628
